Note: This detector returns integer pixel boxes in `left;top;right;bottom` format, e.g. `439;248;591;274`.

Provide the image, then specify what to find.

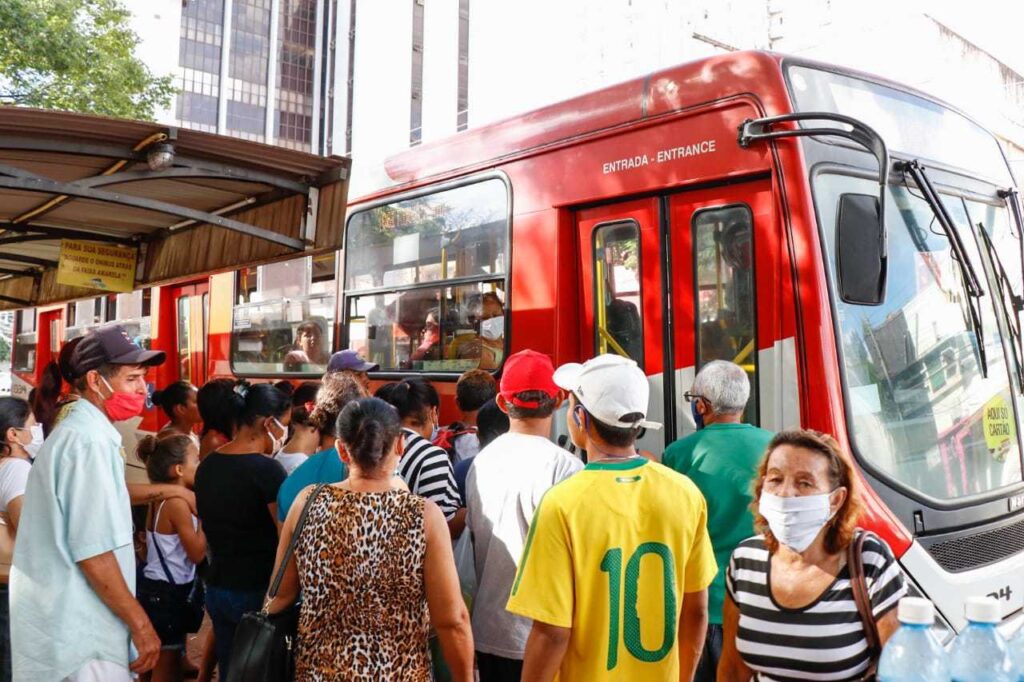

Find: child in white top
136;434;206;682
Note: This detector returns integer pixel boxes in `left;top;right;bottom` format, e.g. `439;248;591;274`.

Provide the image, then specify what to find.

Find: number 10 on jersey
599;542;677;670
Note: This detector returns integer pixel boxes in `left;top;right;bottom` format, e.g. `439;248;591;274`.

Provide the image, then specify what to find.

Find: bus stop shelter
0;107;350;310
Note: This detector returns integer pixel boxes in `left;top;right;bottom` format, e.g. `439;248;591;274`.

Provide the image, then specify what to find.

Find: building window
593;221;643;365
693;204;758;423
227;99;267;135
410;0;424;145
457;0;469;131
177;92;219;127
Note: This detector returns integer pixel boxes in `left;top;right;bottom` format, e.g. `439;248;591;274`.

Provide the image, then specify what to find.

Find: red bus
10;50;1024;635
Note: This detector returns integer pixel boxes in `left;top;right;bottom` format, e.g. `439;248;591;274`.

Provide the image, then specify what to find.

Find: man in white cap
506;354;717;682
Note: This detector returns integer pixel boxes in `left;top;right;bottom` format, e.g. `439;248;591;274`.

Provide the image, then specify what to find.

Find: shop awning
0;107;350;310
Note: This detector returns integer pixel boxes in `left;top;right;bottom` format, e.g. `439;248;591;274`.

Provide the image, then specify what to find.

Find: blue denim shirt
11;399;136;681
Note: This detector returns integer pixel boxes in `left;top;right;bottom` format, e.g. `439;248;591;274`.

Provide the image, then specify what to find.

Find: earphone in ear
572;405;588;429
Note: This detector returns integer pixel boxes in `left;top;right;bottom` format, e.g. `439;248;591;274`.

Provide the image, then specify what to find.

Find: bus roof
378;50;792;194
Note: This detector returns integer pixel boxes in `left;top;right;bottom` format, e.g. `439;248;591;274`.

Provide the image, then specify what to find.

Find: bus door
667;178;786;439
168;282;211;386
576;197;668;454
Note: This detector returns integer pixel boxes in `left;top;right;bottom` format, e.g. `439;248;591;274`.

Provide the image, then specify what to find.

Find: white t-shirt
453;432;480;463
0;458;31;513
465;432;583;658
274;451;309;476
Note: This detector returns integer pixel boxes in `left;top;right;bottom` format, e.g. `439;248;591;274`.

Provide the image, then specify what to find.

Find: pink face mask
100;375;147;422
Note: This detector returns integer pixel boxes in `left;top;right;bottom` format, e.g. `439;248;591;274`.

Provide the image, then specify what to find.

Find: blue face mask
691;400;705;430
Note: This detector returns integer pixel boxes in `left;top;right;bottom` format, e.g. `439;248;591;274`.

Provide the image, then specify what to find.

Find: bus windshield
814;172;1023;502
788;65;1012;187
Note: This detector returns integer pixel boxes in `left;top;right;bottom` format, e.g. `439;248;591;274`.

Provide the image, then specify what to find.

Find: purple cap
69;323;166;378
327;349;379;373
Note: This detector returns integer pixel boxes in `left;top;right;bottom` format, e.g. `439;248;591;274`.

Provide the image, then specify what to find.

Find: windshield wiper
898;160;988;377
977;222;1024;392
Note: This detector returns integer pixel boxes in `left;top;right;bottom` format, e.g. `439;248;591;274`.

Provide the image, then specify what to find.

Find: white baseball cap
553;354;662;431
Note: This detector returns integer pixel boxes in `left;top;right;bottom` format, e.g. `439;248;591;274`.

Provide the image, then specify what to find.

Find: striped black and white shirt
398;429;461;521
726;532;906;681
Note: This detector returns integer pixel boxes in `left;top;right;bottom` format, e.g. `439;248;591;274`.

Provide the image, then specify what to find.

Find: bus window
65;298;104;340
103;294;117;322
13;309;36;373
348;282;505;372
230;254;337;376
344;178;509;373
693;205;758;423
177;296;192;384
593;221;643;365
117;290;153;349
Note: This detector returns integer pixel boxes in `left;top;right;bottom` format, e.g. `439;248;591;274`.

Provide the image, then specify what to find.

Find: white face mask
480;316;504;341
267;418;286;456
20;425;44;460
758;490;837;553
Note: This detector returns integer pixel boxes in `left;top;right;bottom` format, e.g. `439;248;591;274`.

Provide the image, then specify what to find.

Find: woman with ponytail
153;382;201;448
193;382;290;679
266;398;474;681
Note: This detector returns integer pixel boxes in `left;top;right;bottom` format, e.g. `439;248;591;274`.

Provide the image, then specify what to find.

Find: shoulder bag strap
847;530;881;672
265;483;327;603
151;501;176;585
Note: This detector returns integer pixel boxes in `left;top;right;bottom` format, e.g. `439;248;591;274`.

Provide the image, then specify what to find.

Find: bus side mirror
836;193;886;305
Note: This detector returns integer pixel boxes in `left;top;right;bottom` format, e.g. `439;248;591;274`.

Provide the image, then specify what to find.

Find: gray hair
692;360;750;415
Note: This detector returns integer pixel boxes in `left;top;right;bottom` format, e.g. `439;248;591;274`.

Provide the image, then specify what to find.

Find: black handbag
137;504;206;638
226;484;327;682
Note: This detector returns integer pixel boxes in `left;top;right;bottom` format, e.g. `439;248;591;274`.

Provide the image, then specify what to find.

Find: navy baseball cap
327;349;379;373
69;323;166;378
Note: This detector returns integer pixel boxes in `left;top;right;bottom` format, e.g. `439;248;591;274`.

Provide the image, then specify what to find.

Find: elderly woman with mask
718;429;906;681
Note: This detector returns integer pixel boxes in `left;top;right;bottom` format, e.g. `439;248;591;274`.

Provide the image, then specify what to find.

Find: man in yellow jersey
506;354;717;681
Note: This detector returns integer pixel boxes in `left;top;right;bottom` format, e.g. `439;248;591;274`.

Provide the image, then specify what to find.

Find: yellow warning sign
982;395;1015;458
56;240;136;293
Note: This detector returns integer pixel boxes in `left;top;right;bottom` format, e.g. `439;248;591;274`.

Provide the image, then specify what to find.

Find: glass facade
175;0;324;150
276;0;317;150
177;0;225;133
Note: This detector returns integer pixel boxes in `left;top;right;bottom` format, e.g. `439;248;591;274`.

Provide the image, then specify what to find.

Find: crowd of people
0;321;908;682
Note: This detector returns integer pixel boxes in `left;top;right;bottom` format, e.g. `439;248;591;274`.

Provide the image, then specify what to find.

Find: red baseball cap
500;350;560;408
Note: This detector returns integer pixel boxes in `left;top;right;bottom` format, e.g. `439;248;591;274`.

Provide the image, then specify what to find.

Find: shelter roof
0;107;349;310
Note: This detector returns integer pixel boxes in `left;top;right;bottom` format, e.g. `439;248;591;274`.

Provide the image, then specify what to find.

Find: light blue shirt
11;399;136;681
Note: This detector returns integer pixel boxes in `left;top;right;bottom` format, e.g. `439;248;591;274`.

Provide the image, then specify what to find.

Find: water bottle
949;597;1013;682
1009;625;1024;681
878;597;950;681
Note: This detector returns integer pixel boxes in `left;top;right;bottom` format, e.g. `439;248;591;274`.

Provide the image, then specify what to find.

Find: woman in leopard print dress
266;397;474;681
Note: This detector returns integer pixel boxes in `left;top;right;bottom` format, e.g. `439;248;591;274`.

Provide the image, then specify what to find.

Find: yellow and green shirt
506;457;717;681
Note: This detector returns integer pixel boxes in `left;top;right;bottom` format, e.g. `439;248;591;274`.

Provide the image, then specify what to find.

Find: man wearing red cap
464;350;582;681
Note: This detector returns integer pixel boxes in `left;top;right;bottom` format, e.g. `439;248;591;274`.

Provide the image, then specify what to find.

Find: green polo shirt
662;422;774;624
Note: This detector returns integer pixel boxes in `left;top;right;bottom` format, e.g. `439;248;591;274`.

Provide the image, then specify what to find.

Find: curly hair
752;429;863;555
309;371;368;437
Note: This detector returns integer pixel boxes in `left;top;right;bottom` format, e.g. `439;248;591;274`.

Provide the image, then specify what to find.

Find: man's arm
127;482;196;514
678;588;708;682
78;551;160;674
521;621;571;682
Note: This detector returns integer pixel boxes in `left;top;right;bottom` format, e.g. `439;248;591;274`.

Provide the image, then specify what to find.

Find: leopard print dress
293;486;431;681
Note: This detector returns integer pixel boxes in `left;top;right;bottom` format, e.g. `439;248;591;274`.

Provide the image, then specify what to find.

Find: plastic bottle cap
897;597;934;625
965;596;1001;624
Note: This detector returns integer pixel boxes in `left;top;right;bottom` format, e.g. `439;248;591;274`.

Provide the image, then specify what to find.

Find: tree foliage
0;0;175;121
